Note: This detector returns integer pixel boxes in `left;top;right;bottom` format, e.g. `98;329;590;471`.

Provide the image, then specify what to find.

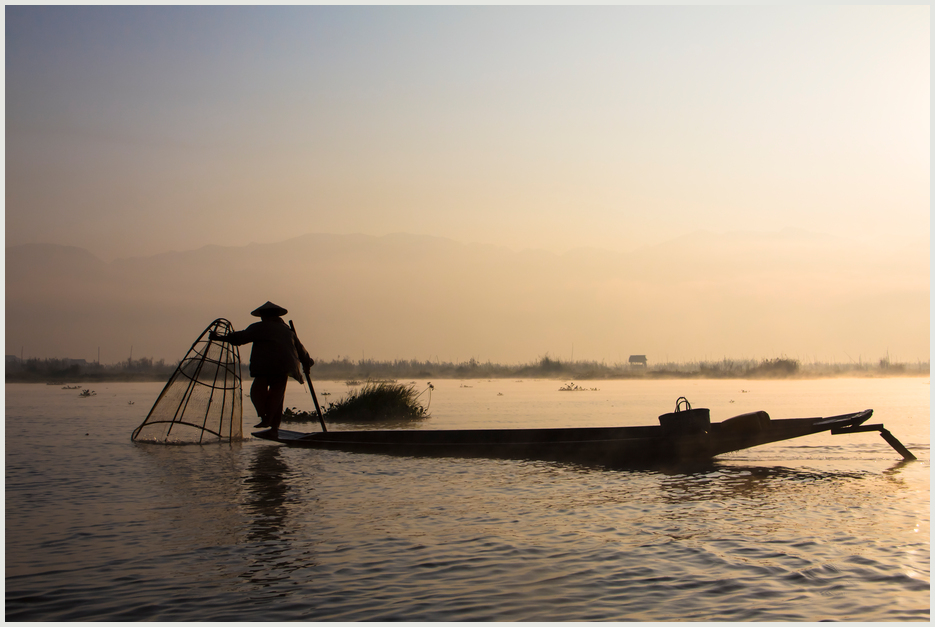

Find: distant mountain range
6;230;929;364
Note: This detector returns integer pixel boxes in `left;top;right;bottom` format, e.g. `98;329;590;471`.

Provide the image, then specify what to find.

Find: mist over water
5;377;928;621
6;230;929;366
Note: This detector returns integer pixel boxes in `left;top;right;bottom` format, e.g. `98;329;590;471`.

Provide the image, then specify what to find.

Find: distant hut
628;355;647;367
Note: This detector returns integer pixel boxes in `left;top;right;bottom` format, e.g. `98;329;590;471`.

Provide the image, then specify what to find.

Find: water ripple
5;381;930;621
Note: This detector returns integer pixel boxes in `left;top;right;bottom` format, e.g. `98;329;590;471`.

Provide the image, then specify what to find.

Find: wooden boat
253;400;915;468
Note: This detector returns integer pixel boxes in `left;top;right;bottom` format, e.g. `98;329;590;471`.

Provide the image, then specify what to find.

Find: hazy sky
6;5;929;261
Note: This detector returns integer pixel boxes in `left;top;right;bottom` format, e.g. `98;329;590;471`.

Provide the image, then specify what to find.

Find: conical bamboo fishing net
132;318;243;444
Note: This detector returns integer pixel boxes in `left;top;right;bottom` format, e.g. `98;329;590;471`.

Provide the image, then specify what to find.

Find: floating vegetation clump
558;382;599;391
282;407;317;421
284;382;431;423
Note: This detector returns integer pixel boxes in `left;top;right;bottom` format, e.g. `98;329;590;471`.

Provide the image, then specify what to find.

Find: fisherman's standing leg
267;375;289;431
251;377;272;428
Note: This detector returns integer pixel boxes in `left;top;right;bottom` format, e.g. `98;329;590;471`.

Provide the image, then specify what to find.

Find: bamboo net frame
131;318;243;444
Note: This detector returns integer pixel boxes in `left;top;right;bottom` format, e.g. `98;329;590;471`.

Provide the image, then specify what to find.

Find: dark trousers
250;375;289;429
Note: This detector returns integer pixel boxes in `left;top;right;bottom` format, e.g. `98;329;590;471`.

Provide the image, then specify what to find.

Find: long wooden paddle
289;320;327;433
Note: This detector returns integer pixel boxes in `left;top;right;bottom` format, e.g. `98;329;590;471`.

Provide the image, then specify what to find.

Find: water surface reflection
245;446;291;542
6;380;929;621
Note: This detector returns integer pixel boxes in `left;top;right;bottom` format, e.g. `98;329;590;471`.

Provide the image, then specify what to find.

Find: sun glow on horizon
4;6;929;365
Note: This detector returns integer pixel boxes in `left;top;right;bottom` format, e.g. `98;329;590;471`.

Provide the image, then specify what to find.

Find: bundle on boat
284;381;431;423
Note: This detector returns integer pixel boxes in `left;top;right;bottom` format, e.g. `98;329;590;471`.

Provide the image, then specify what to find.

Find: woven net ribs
132;318;243;444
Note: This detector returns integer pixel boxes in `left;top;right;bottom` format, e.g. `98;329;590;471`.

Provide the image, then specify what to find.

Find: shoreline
8;371;930;384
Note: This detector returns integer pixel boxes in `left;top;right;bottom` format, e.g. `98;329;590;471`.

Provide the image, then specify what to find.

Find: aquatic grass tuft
284;381;430;423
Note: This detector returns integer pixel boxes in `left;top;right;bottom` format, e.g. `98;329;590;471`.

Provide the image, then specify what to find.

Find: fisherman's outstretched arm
209;328;254;346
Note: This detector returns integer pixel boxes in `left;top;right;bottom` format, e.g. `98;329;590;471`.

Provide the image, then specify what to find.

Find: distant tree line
309;354;928;381
5;357;178;382
5;353;928;383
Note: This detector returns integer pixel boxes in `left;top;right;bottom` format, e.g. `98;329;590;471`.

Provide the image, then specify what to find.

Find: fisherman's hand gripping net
132;319;243;444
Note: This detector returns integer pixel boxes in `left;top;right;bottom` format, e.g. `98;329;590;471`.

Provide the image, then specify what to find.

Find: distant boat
254;400;915;468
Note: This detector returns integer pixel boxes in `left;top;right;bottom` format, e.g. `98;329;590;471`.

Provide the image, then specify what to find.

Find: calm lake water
5;377;930;621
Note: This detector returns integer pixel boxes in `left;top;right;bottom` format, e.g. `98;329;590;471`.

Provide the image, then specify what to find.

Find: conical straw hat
250;301;288;317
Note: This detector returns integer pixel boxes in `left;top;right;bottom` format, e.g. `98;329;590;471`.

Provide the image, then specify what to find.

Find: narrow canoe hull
253;409;878;467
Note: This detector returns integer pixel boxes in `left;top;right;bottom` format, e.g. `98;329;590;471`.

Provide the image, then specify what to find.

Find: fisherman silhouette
210;301;313;433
